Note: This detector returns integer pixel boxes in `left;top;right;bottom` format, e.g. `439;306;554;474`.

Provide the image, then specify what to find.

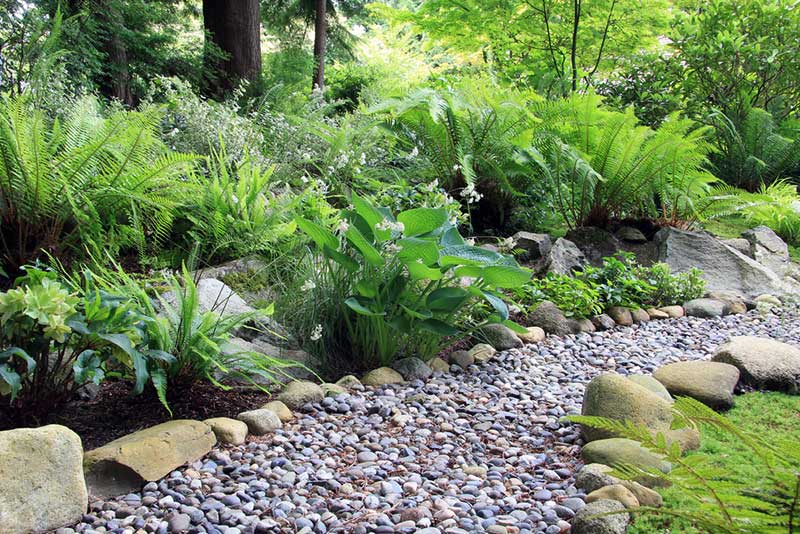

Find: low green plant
568;396;800;534
577;253;656;309
286;194;531;374
636;263;706;308
0;268;173;425
514;273;603;319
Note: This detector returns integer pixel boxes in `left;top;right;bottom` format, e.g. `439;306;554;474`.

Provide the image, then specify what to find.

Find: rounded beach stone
203;417;248;445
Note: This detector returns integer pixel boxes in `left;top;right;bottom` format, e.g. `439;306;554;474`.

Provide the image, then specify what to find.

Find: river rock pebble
70;306;800;533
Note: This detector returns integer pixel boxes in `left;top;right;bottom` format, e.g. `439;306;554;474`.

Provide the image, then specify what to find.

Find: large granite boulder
616;226;648;243
527;300;580;336
654;227;797;297
713;336;800;393
742;225;791;275
654;361;740;409
0;425;88;533
84;420;215;498
571;499;629;534
542;238;588;275
586;484;640;509
581;374;673;442
512;231;552;261
627;375;672;402
683;298;727;318
566;227;624;266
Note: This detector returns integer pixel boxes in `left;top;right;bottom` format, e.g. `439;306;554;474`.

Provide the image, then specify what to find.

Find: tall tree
203;0;262;96
312;0;327;90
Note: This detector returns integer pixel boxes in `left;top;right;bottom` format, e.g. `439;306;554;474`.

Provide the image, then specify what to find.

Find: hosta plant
577;253;656;309
292;194;531;373
0;268;173;425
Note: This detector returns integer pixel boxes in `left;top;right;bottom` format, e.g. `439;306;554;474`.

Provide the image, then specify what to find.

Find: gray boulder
713;336;800;393
542;238;588;275
616;226;648;243
575;463;617;493
571;499;629;534
654;361;740;409
480;323;523;350
362;367;404;386
654;227;798;297
448;350;475;369
581;438;672;474
84;420;216;498
277;380;324;409
630;308;650;323
722;238;752;256
742;225;791;275
237;409;283;435
392;357;433;381
683;298;727;318
468;343;497;363
512;231;552;260
627;375;672;402
0;425;87;533
591;314;617;331
566;227;624;267
528;300;580;336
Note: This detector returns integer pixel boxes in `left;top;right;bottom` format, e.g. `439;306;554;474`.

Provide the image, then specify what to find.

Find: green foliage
285;194;530;373
0;93;197;273
0;268;172;424
577;253;656;309
708;108;800;191
635;263;706;308
530;93;717;229
514;273;602;319
569;394;800;534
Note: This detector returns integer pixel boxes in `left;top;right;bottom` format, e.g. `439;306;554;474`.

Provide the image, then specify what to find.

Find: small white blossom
465;238;476;246
385;243;402;255
375;219;405;233
359;152;367;165
336;220;350;234
300;279;316;292
407;146;419;159
310;324;323;341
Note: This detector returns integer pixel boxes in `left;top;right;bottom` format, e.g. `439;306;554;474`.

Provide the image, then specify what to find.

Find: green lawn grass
627;392;800;534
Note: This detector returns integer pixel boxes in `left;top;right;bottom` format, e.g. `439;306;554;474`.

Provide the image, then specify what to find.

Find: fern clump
568;396;800;534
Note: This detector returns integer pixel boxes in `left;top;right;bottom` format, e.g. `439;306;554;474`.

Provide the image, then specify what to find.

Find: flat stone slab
84;420;215;499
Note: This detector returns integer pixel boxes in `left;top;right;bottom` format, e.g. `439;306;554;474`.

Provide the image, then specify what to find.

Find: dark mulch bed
9;381;274;450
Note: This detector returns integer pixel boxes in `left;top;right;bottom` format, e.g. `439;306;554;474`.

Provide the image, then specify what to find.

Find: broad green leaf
353;194;391;241
397;208;449;236
454;265;484;279
439;226;466;246
150;367;172;416
0;347;36;372
481;290;509;320
406;262;443;280
356;280;378;298
440;245;503;266
0;364;22;399
343;210;376;243
480;265;532;288
73;350;104;385
397;237;439;266
400;304;433;320
419;318;460;336
346;226;384;266
344;296;385;316
297;218;339;251
322;245;359;272
502;319;528;334
427;287;470;311
388;315;411;333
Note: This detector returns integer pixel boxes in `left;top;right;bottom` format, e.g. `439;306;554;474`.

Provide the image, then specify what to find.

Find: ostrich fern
0;94;197;273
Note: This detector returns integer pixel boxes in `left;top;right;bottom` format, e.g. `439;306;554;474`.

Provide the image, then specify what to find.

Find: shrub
0;92;197;274
577;253;656;309
283;194;531;374
0;268;172;425
81;264;304;407
568;396;800;534
636;263;705;307
514;273;602;319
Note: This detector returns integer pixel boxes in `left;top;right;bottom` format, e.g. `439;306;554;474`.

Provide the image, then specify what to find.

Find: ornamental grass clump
284;194;531;374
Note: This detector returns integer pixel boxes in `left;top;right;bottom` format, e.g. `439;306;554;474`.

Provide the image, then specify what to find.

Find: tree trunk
570;0;581;92
96;1;133;106
203;0;262;97
312;0;327;91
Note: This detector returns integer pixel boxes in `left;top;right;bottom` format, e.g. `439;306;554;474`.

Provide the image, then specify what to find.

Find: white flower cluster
336;220;350;234
300;279;316;292
310;324;323;341
499;236;517;252
461;183;483;205
375;219;405;233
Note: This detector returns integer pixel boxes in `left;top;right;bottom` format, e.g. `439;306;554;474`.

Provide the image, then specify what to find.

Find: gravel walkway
70;308;800;534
